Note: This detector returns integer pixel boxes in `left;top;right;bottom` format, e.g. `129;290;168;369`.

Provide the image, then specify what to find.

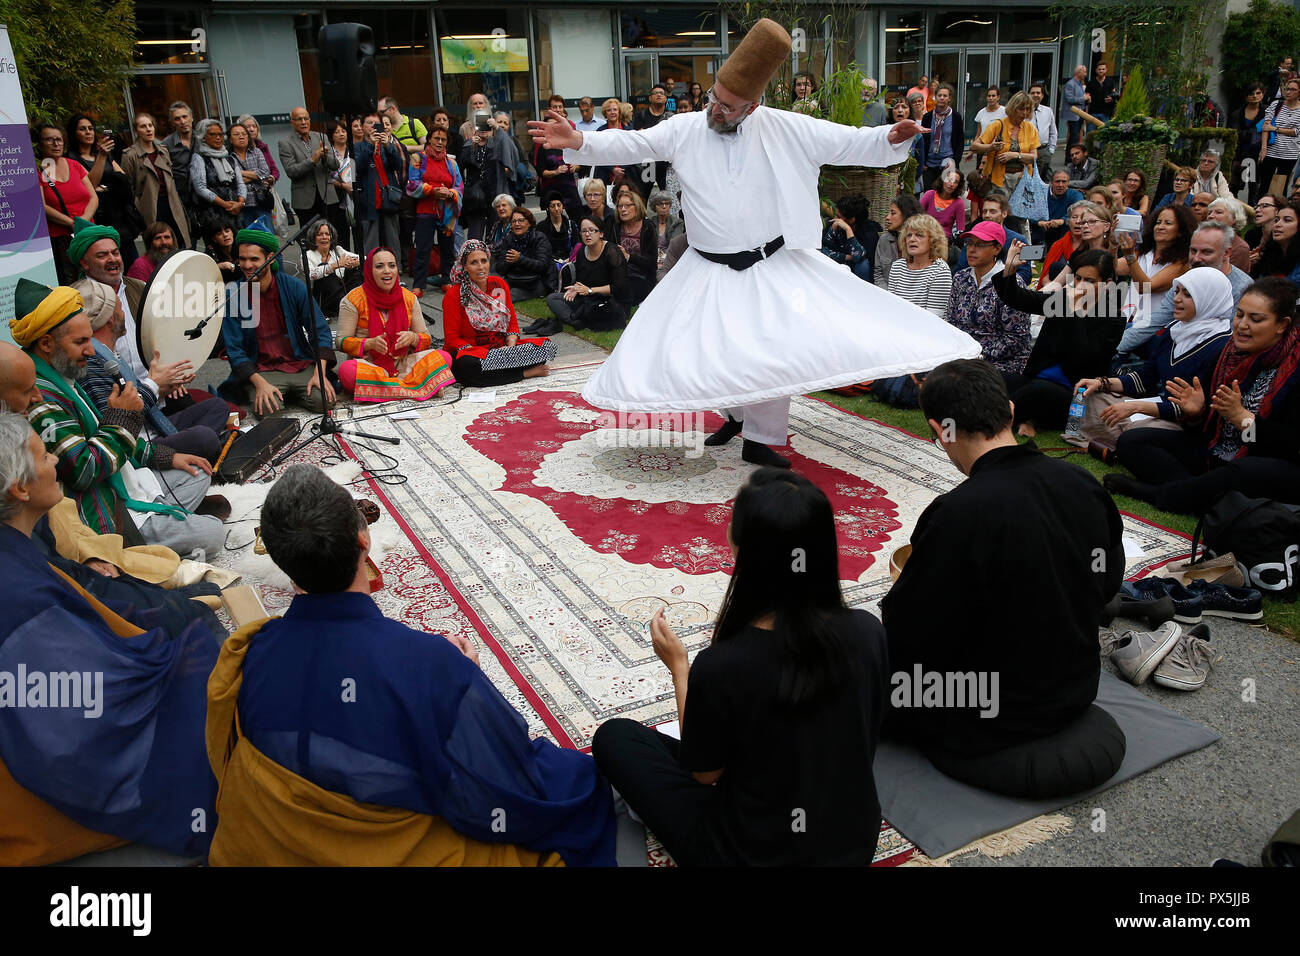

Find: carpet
215;364;1195;866
874;671;1222;860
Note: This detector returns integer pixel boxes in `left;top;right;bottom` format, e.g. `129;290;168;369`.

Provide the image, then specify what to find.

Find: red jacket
442;276;520;359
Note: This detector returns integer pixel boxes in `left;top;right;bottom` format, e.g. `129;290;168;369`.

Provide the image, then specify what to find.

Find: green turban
66;217;121;270
235;227;280;272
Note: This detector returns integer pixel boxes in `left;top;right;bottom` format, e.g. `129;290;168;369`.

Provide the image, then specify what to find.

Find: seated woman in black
1075;267;1234;448
592;469;889;866
491;206;553;302
606;189;657;307
1106;277;1300;513
534;215;628;335
993;244;1126;435
537;190;578;262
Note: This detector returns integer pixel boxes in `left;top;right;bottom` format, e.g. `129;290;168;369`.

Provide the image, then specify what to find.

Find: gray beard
705;112;743;134
49;349;86;381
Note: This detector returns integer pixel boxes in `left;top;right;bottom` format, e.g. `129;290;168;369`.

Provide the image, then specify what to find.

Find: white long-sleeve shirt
1032;104;1058;154
563;107;909;253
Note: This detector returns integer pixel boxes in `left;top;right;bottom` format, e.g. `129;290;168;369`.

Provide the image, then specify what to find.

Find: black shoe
1101;591;1178;630
529;320;560;336
1102;472;1158;503
703;415;742;447
742;439;790;468
1185;579;1264;621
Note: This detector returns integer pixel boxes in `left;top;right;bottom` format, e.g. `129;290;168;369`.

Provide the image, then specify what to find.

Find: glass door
929;46;993;131
624;53;656;106
999;51;1028;102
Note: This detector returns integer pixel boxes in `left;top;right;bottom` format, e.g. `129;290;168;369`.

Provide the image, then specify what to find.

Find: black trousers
545;291;627;331
617;272;655;309
1259;155;1297;195
1011;378;1072;431
161;396;231;463
591;718;725;867
451;354;527;388
412;215;454;289
1117;425;1300;513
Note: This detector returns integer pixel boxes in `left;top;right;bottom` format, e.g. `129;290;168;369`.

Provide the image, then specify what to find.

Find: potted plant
1092;66;1179;197
814;65;910;223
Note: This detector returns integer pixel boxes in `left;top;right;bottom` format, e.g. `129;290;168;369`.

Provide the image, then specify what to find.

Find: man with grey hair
1205;196;1252;271
203;464;618;865
861;77;887;127
162;101;197;244
279;106;338;228
1062;65;1088;149
1113;220;1253;361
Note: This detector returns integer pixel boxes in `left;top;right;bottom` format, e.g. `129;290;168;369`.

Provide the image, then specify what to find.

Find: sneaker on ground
1105;620;1182;685
1184;579;1264;621
1121;578;1203;624
1153;623;1217;691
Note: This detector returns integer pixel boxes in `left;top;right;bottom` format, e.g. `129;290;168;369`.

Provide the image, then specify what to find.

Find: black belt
696;236;785;271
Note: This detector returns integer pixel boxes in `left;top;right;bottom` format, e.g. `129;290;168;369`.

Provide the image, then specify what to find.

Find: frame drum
137;251;227;371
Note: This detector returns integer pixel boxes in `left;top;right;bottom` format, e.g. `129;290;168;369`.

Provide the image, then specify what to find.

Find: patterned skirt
340;348;455;403
480;340;558;372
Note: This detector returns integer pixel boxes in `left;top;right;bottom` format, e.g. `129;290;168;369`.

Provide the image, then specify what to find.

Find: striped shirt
1264;101;1300;159
888;258;953;317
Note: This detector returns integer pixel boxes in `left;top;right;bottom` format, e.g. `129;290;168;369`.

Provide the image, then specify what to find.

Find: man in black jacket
881;359;1126;794
1085;63;1118;124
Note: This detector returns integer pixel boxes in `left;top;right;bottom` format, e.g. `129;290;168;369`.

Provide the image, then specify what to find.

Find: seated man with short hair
219;229;337;416
881;359;1127;798
206;465;616;865
0;409;220;865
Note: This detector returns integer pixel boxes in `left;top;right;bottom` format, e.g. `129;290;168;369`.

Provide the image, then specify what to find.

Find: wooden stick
1070;106;1106;128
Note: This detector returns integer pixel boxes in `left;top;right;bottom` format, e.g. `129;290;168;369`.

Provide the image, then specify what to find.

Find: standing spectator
1206;198;1253;273
686;82;705;112
1065;143;1100;192
236;115;281;183
648;187;684;255
945;221;1032;391
972;87;1006;144
592;99;644;201
1194;150;1233;200
161;102;196;245
66;116;139;271
493;112;526;207
354;113;404;255
874;194;922;287
429;107;463;158
1231;84;1267;201
279;107;338;229
634;84;671;191
1086;62;1117;124
607;189;656;308
492;207;553;302
323;120;355;255
821;194;874;282
1259;78;1300;196
121;112;190;252
861;77;888;127
972;92;1041;236
956;192;1033;284
125;221;176;283
1120;169;1152;218
575;96;603;133
1265;55;1294;104
458;117;507;243
791;73;819;114
227;121;274;228
1246;193;1282;253
888;214;952;317
919;168;966;241
907;74;930;102
36;124;97;284
407;125;463;295
919;84;964;192
1035;170;1083;246
538;190;578;261
459;92;492;143
189;119;245;237
1062;65;1088;149
382;95;427;274
1116;203;1195;324
1029;82;1058;180
533;106;582;221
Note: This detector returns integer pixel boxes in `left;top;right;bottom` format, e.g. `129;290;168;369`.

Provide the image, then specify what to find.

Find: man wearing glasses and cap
529;19;978;468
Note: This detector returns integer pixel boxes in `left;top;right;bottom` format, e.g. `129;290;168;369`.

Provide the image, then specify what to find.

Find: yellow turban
8;278;84;348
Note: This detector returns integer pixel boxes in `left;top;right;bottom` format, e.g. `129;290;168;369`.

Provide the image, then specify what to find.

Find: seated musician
206;465;616;866
336;248;454;402
0;410;221;865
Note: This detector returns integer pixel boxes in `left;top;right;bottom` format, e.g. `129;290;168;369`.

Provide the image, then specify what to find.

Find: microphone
101;358;130;391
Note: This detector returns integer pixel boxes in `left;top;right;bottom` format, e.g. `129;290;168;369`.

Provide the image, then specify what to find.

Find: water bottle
1063;385;1087;441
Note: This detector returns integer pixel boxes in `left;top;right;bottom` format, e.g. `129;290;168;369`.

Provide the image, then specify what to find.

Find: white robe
564;108;980;444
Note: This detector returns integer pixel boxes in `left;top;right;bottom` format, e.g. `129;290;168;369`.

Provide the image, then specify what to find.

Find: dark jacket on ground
881;443;1124;756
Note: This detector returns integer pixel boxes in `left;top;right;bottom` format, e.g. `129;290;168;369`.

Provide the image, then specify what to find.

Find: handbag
1191;491;1300;600
1009;167;1049;221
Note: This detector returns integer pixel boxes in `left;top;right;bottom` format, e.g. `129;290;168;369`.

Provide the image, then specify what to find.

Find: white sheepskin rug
213;461;407;591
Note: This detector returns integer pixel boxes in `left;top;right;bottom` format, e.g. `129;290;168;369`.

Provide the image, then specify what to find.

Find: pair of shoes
1122;578;1203;623
1185;578;1263;621
413;287;424;299
1101;589;1177;630
1102;472;1158;503
1152;624;1218;690
1161;552;1246;588
1101;621;1218;690
703;415;742;447
741;439;790;468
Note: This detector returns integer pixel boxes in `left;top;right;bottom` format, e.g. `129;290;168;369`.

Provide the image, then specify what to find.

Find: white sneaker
1153;624;1217;691
1105;621;1181;685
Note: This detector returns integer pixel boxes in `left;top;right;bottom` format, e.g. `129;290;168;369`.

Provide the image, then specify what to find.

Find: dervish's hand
887;119;926;145
526;109;582;151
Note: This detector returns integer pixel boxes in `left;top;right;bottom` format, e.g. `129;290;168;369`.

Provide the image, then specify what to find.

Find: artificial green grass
512;298;1299;638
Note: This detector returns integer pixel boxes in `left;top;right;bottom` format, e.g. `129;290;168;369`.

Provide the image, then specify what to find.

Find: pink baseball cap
966;221;1006;245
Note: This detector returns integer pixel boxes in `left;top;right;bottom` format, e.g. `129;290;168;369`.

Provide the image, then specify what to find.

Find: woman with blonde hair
887;214;952;317
120;111;190;249
594;99;643;201
972;90;1040;234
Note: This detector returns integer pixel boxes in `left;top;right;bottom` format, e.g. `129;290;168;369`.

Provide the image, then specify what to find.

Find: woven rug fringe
899;813;1074;867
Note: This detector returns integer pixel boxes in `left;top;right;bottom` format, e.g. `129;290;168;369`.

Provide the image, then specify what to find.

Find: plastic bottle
1063;385;1087;441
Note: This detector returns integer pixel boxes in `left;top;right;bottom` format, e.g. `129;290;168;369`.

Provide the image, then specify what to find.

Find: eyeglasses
511;218;528;225
579;227;601;235
1174;178;1192;184
1257;203;1277;211
705;87;749;116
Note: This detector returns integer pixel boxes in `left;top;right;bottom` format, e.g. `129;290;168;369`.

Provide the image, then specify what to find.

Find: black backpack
1192;492;1300;601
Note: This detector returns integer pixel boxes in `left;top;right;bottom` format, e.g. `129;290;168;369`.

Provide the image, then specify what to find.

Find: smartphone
1115;213;1143;234
1019;244;1045;261
473;111;492;132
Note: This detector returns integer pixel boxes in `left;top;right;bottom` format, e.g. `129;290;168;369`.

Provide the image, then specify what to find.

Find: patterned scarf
1206;322;1300;457
449;240;509;334
360;248;411;376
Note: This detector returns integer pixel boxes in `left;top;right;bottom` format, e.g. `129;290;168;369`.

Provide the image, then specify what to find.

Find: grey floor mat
874;671;1221;859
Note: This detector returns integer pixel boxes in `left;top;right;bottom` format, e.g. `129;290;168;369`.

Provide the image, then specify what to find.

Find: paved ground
198;253;1300;868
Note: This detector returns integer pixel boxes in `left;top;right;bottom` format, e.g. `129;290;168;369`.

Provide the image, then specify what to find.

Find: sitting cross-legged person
0;410;221;865
205;465;616;865
536;215;629;336
593;469;890;865
442;240;556;388
336;248;454;403
882;359;1128;799
219;228;337;416
1106;277;1300;513
10;280;226;558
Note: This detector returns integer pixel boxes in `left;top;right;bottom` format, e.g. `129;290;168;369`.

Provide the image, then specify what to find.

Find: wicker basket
1096;142;1169;201
820;161;909;224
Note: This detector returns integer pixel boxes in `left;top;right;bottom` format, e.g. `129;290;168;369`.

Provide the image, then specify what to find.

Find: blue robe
237;591;617;866
0;524;220;858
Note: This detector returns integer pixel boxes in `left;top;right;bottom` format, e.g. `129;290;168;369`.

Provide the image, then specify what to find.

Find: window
621;9;719;49
135;5;206;66
326;8;437;113
997;11;1060;44
930;9;996;45
883;12;924;93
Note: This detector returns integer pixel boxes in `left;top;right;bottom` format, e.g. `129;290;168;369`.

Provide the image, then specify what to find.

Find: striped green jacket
27;373;165;535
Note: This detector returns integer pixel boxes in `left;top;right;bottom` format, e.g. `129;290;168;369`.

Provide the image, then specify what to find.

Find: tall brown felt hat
716;18;792;104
